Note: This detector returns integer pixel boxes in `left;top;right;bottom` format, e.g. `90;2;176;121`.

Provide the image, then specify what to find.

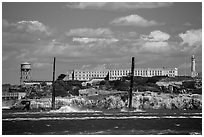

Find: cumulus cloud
65;28;140;45
33;40;95;58
34;41;68;55
140;41;170;53
3;19;52;36
141;30;170;41
2;19;54;45
178;29;202;53
179;29;202;46
137;30;172;54
16;21;52;36
66;28;114;38
111;14;164;27
66;2;172;10
73;37;118;44
66;2;106;9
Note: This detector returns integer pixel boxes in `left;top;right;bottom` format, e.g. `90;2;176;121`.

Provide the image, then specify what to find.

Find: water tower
20;62;31;85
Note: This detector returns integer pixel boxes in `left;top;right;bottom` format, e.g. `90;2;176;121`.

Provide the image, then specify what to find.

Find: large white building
66;68;178;81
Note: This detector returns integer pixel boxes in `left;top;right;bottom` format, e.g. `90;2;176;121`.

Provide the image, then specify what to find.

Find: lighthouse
191;55;197;77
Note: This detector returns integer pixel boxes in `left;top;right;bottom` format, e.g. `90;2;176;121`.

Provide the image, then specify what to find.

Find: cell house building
66;67;178;81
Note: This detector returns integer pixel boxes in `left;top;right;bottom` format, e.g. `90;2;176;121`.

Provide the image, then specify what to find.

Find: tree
113;80;129;91
54;80;69;97
69;86;79;96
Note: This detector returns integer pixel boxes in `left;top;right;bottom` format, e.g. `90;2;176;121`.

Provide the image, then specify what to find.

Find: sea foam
50;105;101;113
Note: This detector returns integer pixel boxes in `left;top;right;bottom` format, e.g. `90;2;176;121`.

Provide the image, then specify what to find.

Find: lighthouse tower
20;62;31;85
191;55;197;77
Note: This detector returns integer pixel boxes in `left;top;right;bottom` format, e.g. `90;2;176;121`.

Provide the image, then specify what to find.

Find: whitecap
49;105;102;113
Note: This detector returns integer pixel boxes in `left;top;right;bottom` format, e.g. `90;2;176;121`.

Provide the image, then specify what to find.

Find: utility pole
52;57;56;110
129;57;134;109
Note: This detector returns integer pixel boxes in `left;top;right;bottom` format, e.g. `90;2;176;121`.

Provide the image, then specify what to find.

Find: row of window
73;72;163;79
74;70;164;76
168;70;175;73
74;69;165;75
75;71;108;74
69;69;177;80
110;70;163;76
75;74;107;77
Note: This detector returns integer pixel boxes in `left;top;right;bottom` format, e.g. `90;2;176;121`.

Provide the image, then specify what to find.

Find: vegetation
3;74;202;101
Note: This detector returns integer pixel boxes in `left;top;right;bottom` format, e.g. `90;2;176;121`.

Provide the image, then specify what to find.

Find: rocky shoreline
12;91;202;111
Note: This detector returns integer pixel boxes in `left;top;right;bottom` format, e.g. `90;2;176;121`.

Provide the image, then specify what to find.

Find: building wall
24;81;52;86
66;68;178;81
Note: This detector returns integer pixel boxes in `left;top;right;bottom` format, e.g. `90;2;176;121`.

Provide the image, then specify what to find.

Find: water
2;109;202;135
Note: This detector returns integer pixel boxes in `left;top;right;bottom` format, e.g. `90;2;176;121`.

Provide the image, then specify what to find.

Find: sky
2;2;202;84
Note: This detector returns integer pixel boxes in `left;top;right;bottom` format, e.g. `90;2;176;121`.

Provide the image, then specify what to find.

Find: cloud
141;30;170;41
34;41;68;56
65;28;114;38
183;22;192;27
16;21;52;36
65;28;141;45
136;30;171;54
111;14;164;27
33;62;52;69
66;2;106;9
140;41;170;53
2;19;54;45
179;29;202;46
66;2;172;10
73;37;118;44
178;29;202;53
16;49;31;60
3;19;52;36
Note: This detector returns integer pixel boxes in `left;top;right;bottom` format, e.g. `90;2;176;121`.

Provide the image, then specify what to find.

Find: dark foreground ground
2;109;202;135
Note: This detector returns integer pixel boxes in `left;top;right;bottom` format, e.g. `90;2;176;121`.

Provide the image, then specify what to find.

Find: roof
21;62;30;65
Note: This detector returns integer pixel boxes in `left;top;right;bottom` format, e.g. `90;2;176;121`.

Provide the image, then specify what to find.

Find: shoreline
4;91;202;112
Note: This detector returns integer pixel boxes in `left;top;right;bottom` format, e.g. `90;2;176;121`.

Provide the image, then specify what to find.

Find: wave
7;111;202;116
76;129;202;135
3;115;202;121
50;105;102;113
120;107;145;112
